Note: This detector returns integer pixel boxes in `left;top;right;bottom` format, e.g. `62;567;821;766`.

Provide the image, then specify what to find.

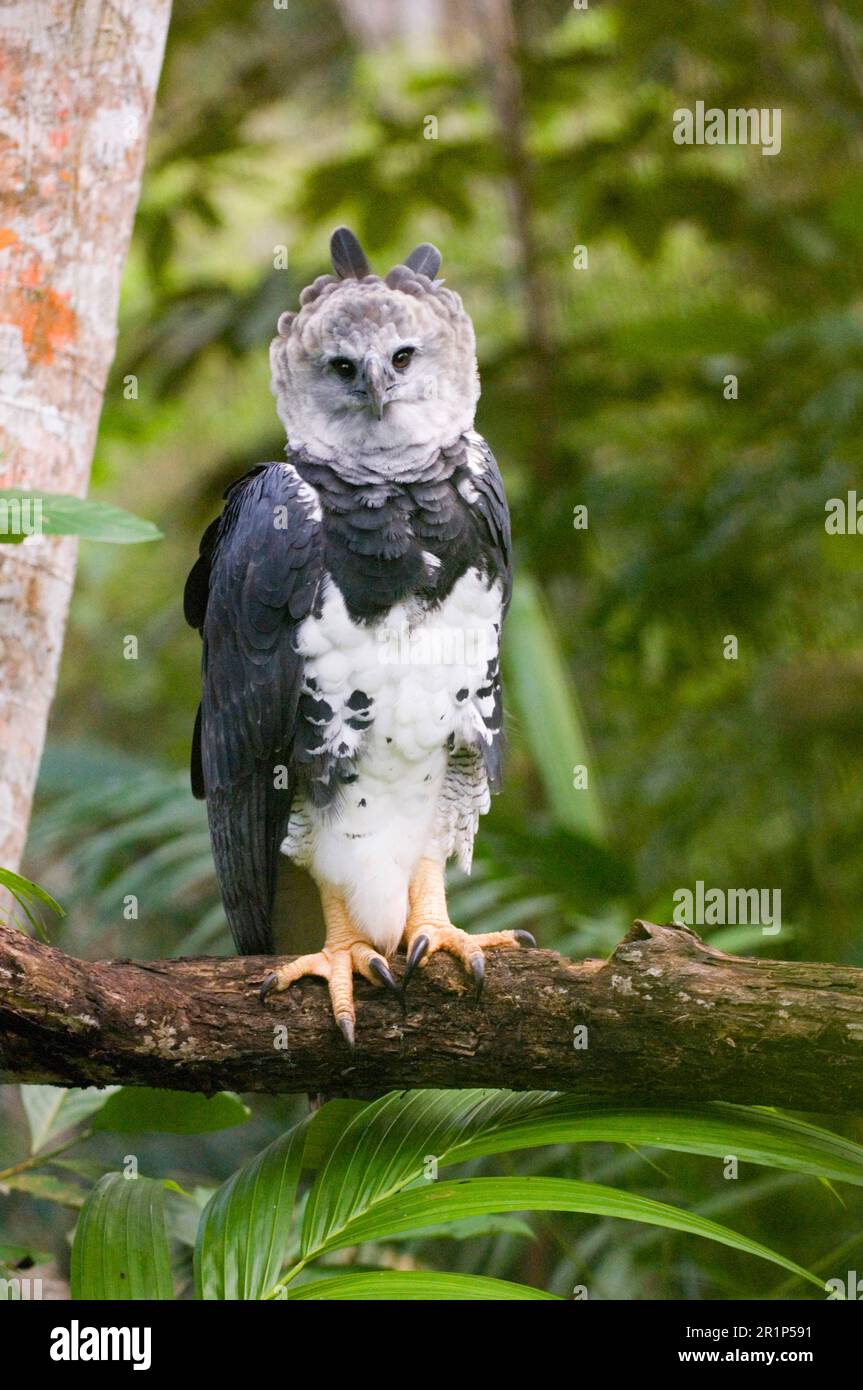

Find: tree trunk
2;920;863;1111
0;0;171;874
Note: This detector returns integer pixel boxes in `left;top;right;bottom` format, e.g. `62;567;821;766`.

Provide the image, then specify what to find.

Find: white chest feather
280;567;502;950
296;566;501;764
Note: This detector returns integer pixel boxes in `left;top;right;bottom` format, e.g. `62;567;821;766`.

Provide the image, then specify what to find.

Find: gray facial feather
270;228;479;475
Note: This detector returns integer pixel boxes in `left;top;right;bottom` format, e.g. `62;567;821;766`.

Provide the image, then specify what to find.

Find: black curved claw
403;933;430;989
514;930;537;948
370;957;406;1012
338;1014;356;1049
259;971;278;1004
470;952;485;1003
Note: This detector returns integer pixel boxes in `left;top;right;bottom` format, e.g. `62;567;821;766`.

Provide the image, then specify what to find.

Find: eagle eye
391;345;415;371
329;357;357;380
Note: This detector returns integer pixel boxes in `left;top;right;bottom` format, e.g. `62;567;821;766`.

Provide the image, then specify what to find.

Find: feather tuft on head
270;229;479;467
330;226;371;280
403;242;442;280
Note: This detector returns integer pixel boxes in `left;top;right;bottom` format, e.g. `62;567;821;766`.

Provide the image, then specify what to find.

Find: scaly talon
369;956;406;1011
402;857;534;997
258;888;399;1045
259;970;278;1004
403;932;431;987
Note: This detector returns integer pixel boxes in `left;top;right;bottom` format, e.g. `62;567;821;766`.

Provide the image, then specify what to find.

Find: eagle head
269;227;480;470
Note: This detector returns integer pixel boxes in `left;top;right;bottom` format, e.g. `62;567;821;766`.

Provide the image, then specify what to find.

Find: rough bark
2;919;862;1110
0;0;171;874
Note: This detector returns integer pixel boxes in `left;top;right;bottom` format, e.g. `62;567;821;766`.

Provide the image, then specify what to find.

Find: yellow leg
403;857;535;995
259;886;401;1046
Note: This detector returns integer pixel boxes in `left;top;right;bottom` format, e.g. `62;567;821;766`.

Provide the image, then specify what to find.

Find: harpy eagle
184;228;533;1043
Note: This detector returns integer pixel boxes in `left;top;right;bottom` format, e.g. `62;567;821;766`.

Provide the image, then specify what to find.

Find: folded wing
184;463;323;954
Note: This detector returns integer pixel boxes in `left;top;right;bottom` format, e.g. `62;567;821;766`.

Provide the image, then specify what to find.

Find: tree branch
2;920;863;1109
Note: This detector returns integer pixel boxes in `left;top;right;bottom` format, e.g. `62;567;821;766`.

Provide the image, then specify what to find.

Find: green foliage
0;867;64;938
288;1271;558;1300
92;1088;250;1134
61;1088;863;1300
20;1086;117;1155
70;1174;173;1300
505;575;606;840
0;492;162;544
191;1089;863;1299
195;1115;311;1299
11;1085;860;1299
296;1175;819;1287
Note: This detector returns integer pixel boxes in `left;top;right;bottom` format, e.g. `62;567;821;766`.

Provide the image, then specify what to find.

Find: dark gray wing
464;436;512;792
184;463;323;955
468;435;512;612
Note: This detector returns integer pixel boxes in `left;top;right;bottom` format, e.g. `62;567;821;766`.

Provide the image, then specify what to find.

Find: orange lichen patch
0;47;24;105
0;245;78;367
0;227;18;251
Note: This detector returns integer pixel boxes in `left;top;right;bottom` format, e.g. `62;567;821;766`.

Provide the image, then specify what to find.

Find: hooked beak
362;355;389;420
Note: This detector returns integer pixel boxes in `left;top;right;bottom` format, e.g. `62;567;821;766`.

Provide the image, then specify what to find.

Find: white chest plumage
281;566;502;952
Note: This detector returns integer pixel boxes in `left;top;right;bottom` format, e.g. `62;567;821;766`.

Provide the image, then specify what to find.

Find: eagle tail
207;782;278;956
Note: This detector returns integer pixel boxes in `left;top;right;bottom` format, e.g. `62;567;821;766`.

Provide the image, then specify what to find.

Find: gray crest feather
330;226;371;279
404;242;442;280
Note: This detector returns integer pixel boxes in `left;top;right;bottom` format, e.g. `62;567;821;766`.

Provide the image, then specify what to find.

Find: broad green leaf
301;1089;863;1260
448;1097;863;1189
505;574;606;839
289;1271;558;1300
165;1185;217;1250
385;1213;534;1242
0;867;64;937
311;1177;822;1290
301;1099;367;1171
0;491;162;544
92;1088;250;1135
0;867;64;916
70;1174;173;1300
194;1115;311;1300
302;1091;539;1255
20;1085;118;1154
